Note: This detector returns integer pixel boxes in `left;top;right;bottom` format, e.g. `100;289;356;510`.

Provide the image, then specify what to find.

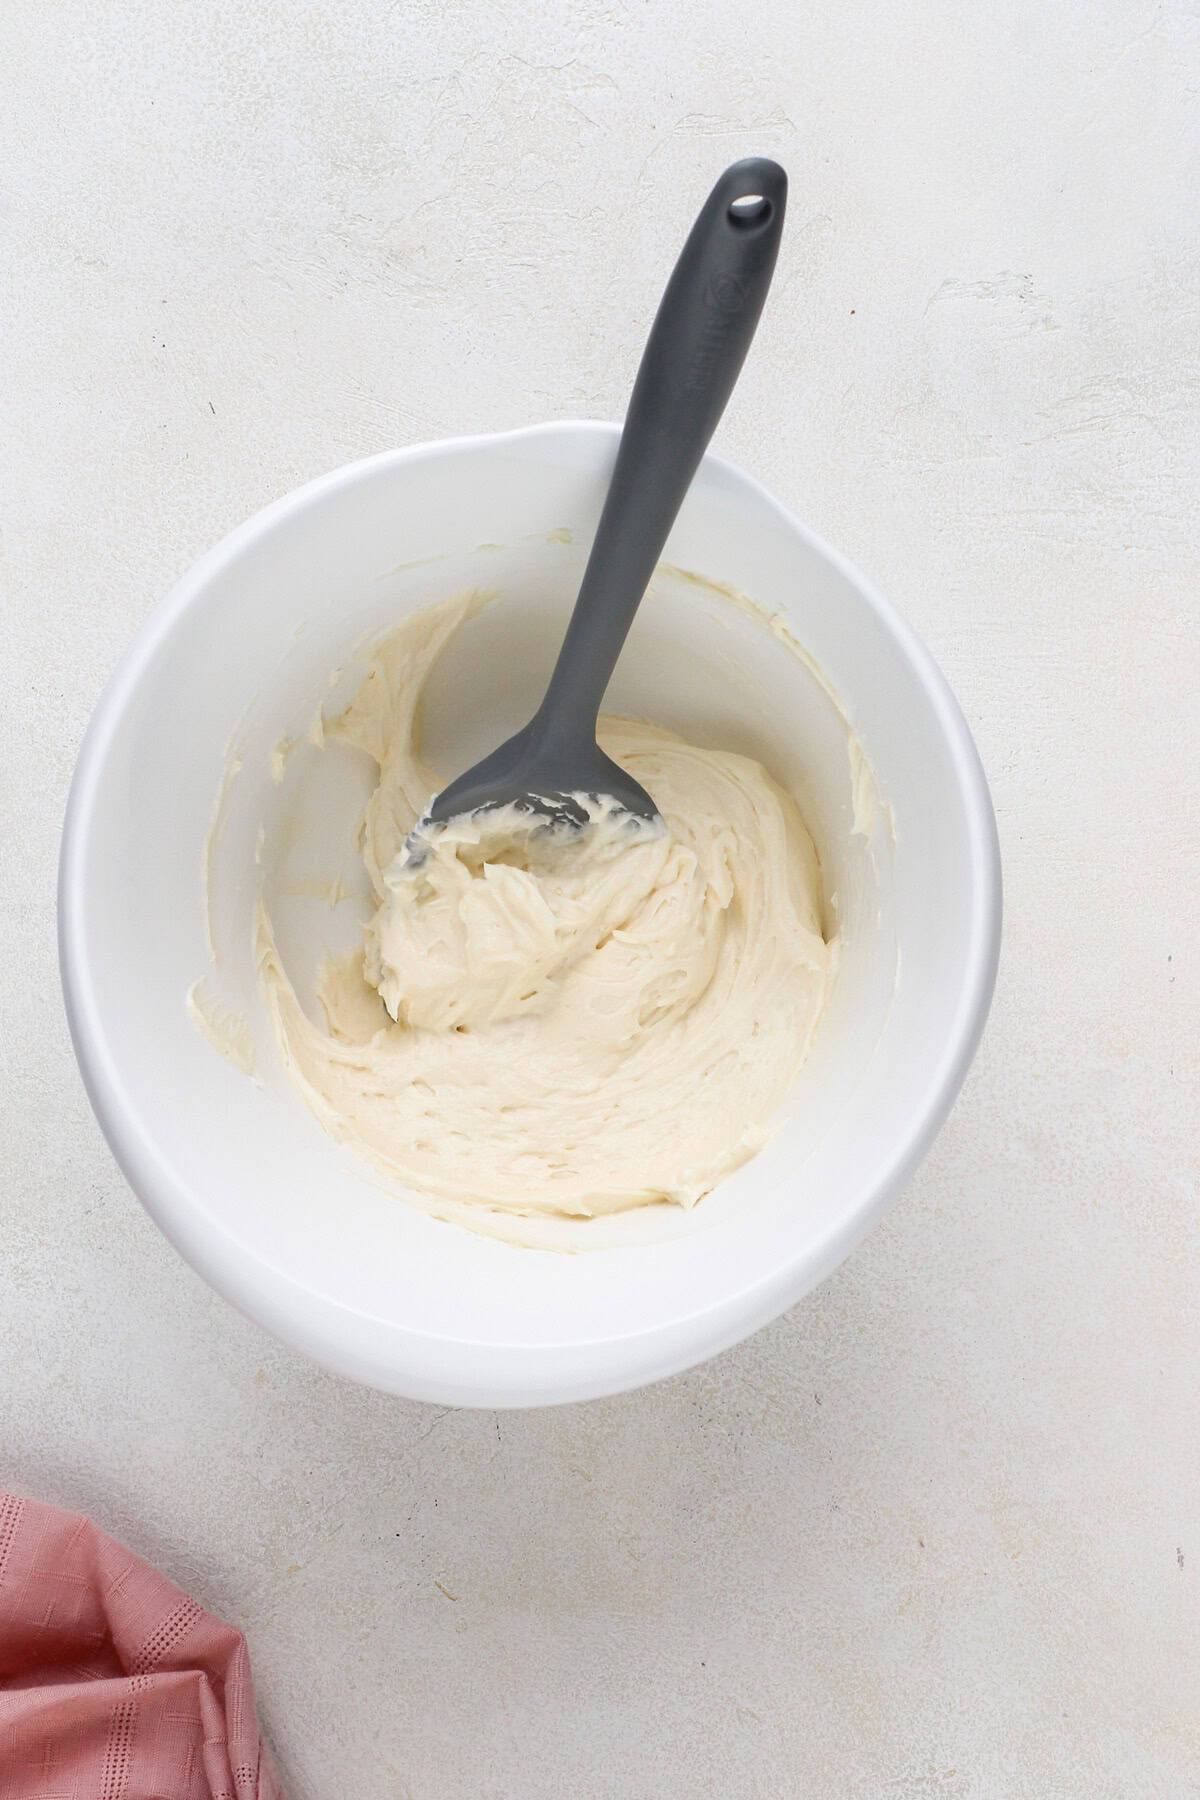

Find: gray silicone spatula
423;156;787;837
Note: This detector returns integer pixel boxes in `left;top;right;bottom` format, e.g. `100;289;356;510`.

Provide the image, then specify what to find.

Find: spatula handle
536;157;787;737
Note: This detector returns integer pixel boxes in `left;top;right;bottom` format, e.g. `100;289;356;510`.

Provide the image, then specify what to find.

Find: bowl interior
63;424;995;1404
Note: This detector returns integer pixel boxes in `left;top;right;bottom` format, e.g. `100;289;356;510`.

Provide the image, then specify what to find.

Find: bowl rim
58;419;1002;1406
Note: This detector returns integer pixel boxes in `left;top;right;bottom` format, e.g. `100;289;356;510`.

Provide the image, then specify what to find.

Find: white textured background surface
3;2;1198;1795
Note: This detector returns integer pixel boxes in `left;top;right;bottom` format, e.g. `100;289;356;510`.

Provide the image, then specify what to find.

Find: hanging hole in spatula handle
717;155;787;217
728;192;774;228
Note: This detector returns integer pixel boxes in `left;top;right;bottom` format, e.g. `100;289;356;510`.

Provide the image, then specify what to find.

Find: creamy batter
257;591;835;1231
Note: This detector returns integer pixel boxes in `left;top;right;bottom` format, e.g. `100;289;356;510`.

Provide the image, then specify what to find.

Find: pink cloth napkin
0;1492;285;1798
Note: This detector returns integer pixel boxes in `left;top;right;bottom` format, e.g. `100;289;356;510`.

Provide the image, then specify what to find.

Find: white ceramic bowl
59;422;1000;1407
